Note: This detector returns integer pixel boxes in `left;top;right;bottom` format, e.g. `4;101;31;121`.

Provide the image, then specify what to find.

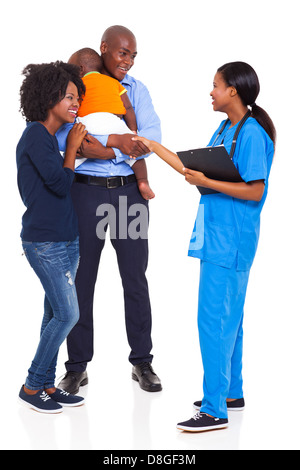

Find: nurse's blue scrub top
188;117;274;271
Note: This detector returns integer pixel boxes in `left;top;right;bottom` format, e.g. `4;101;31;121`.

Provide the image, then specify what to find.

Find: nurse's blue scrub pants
197;259;250;419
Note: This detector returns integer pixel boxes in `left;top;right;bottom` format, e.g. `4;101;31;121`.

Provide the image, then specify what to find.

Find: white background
1;0;299;450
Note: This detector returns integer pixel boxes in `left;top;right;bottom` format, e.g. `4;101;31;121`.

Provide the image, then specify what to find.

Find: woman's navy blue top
16;122;78;242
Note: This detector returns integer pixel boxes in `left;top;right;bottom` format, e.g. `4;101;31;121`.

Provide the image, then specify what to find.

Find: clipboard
177;110;250;195
177;145;243;195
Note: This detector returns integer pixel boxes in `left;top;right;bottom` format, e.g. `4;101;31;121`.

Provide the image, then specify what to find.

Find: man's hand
78;134;115;160
107;134;150;158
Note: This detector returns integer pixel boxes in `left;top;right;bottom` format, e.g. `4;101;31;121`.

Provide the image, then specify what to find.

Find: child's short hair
72;48;103;72
19;61;86;122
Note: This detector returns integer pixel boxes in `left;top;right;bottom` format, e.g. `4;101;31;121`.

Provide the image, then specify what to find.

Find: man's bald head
101;25;136;46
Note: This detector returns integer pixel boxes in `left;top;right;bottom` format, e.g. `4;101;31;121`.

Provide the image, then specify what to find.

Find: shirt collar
121;74;132;87
83;71;100;77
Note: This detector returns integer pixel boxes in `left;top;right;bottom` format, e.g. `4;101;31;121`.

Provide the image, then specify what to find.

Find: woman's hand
184;167;265;201
131;135;154;153
66;122;88;151
183;168;208;186
132;136;185;174
64;123;87;170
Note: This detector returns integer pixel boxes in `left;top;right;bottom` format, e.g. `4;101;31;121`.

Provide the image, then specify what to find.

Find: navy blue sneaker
193;398;245;412
177;412;228;432
19;386;63;414
47;388;85;407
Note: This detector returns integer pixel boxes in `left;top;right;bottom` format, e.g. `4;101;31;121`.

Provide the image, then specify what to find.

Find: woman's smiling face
210;72;234;113
49;81;80;125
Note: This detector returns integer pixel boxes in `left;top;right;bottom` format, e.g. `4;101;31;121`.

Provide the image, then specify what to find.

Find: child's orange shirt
78;71;127;117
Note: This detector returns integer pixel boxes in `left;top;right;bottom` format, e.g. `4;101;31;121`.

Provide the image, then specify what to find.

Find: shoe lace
138;362;154;374
59;389;70;396
192;412;219;422
39;391;51;402
192;412;203;421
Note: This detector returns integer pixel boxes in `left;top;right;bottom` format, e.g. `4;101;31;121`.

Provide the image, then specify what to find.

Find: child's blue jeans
22;237;80;390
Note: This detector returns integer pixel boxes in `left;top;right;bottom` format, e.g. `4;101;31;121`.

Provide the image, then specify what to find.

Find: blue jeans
22;238;80;390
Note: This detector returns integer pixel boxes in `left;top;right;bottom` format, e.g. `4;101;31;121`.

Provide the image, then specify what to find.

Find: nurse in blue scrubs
134;61;276;432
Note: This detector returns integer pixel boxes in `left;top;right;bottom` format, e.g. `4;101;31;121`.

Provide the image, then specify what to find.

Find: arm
133;136;265;202
133;82;161;143
107;79;162;161
56;122;116;160
183;169;265;201
132;136;185;174
77;134;116;160
27;126;76;197
78;79;161;161
121;93;137;132
63;123;88;171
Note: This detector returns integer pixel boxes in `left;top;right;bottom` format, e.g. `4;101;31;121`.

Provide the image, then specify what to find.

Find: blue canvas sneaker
47;388;85;407
19;386;63;414
177;412;228;432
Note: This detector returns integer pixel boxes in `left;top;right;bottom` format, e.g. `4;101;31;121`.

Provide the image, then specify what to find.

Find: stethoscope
211;110;251;159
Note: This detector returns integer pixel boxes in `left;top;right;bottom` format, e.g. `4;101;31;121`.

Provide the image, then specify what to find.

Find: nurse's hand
184;168;265;201
184;168;208;186
131;135;153;153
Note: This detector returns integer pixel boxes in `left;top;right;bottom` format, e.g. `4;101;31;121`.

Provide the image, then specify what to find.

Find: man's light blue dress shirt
56;74;161;177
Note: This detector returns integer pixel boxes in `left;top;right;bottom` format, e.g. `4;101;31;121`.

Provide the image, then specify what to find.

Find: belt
74;173;136;189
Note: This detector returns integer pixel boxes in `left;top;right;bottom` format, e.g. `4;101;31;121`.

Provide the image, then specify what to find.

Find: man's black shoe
132;362;162;392
57;371;88;395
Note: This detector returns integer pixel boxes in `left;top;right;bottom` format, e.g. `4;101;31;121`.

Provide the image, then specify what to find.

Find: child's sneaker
177;412;228;432
47;388;85;407
19;386;63;414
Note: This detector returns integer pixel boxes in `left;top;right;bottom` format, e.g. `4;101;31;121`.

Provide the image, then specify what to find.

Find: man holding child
57;25;162;394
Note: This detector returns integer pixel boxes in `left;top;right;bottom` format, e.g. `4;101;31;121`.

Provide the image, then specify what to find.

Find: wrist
65;143;78;154
200;176;210;188
65;148;77;159
150;141;159;153
107;134;119;148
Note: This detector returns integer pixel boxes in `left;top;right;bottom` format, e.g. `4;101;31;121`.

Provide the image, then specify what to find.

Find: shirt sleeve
135;82;161;142
119;82;127;97
26;126;74;197
112;80;162;164
56;122;74;152
236;125;268;183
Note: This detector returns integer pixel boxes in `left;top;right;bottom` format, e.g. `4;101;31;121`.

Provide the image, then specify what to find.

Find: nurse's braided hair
218;62;276;147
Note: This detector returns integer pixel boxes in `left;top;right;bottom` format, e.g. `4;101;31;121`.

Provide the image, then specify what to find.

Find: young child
134;61;276;432
68;47;154;200
17;61;88;413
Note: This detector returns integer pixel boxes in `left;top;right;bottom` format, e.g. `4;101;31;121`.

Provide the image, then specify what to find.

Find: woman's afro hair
19;61;86;122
